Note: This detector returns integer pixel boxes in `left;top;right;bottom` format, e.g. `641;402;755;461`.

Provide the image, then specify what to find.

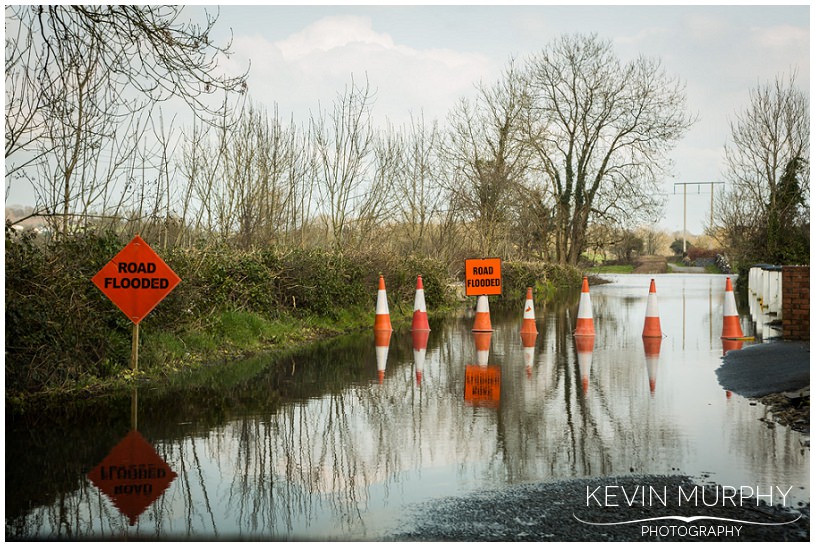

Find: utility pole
673;181;725;253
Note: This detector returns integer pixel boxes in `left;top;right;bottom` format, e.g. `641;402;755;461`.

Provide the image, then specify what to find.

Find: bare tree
310;75;376;250
7;5;247;129
178;117;223;244
284;124;318;248
5;5;248;233
443;59;533;256
27;29;135;235
5;9;56;179
391;113;446;256
524;33;694;265
717;72;810;264
349;125;399;252
639;226;668;256
218;101;304;249
512;186;556;261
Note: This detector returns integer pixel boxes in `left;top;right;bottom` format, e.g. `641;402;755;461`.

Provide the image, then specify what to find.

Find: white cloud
276;15;395;59
226;15;494;126
683;12;732;42
613;26;671;48
750;24;809;57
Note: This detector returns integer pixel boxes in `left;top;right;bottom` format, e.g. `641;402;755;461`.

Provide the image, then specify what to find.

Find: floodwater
5;274;809;541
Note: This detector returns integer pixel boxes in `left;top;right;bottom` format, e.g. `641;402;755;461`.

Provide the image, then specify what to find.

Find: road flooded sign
92;235;181;324
465;258;502;296
87;430;177;526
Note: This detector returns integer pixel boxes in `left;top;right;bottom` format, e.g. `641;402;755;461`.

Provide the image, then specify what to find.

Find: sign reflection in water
464;332;501;407
87;428;177;526
85;389;177;527
6;274;809;540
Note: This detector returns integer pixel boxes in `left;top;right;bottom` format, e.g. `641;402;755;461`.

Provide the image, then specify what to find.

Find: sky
6;3;811;236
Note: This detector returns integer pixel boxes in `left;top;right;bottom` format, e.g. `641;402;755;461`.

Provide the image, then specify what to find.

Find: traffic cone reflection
411;275;431;332
522;336;536;379
643;336;662;394
642;279;662;338
374;275;393;333
375;329;392;384
575;335;595;393
575;277;595;336
472;295;493;332
520;287;538;335
721;277;744;339
721;338;744;356
473;331;492;367
520;287;538;377
412;329;429;385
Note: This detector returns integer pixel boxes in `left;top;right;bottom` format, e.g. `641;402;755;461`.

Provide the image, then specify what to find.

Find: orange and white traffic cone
375;329;391;384
643;336;662;394
474;331;492;367
374;275;393;332
721;277;744;340
520;288;538;377
575;334;595;393
411;275;431;332
575;277;595;336
412;329;429;385
472;295;493;332
642;279;662;338
520;287;538;336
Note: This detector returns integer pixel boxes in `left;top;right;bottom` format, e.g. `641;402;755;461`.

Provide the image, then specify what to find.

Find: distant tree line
6;6;807;271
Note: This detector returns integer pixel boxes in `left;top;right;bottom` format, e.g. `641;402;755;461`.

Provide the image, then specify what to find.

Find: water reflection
643;336;662;394
87;429;177;526
411;330;429;386
374;329;392;384
574;335;595;394
464;332;501;407
6;274;809;540
84;389;177;526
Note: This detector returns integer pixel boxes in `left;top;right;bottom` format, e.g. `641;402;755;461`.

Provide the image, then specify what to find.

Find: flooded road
6;274;809;540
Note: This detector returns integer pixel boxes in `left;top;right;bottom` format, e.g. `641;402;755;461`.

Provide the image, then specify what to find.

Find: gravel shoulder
385;475;809;542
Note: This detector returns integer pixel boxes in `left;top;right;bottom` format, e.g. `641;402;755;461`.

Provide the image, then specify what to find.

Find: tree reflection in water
6;275;810;540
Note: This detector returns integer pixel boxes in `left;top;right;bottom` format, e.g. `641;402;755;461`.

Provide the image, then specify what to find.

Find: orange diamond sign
91;235;180;324
87;430;177;526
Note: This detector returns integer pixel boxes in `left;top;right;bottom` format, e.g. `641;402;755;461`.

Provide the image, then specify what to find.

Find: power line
673;181;725;252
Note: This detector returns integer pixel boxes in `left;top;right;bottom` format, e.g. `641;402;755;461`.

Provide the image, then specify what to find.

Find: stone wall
782;266;810;341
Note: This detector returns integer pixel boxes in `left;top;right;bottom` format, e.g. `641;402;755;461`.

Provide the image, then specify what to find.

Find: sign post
92;235;181;371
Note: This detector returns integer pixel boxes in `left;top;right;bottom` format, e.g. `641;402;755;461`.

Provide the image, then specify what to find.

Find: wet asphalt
716;341;810;397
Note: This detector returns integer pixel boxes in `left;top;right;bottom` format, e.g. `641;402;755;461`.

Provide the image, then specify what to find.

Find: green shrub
500;260;582;303
5;226;571;396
